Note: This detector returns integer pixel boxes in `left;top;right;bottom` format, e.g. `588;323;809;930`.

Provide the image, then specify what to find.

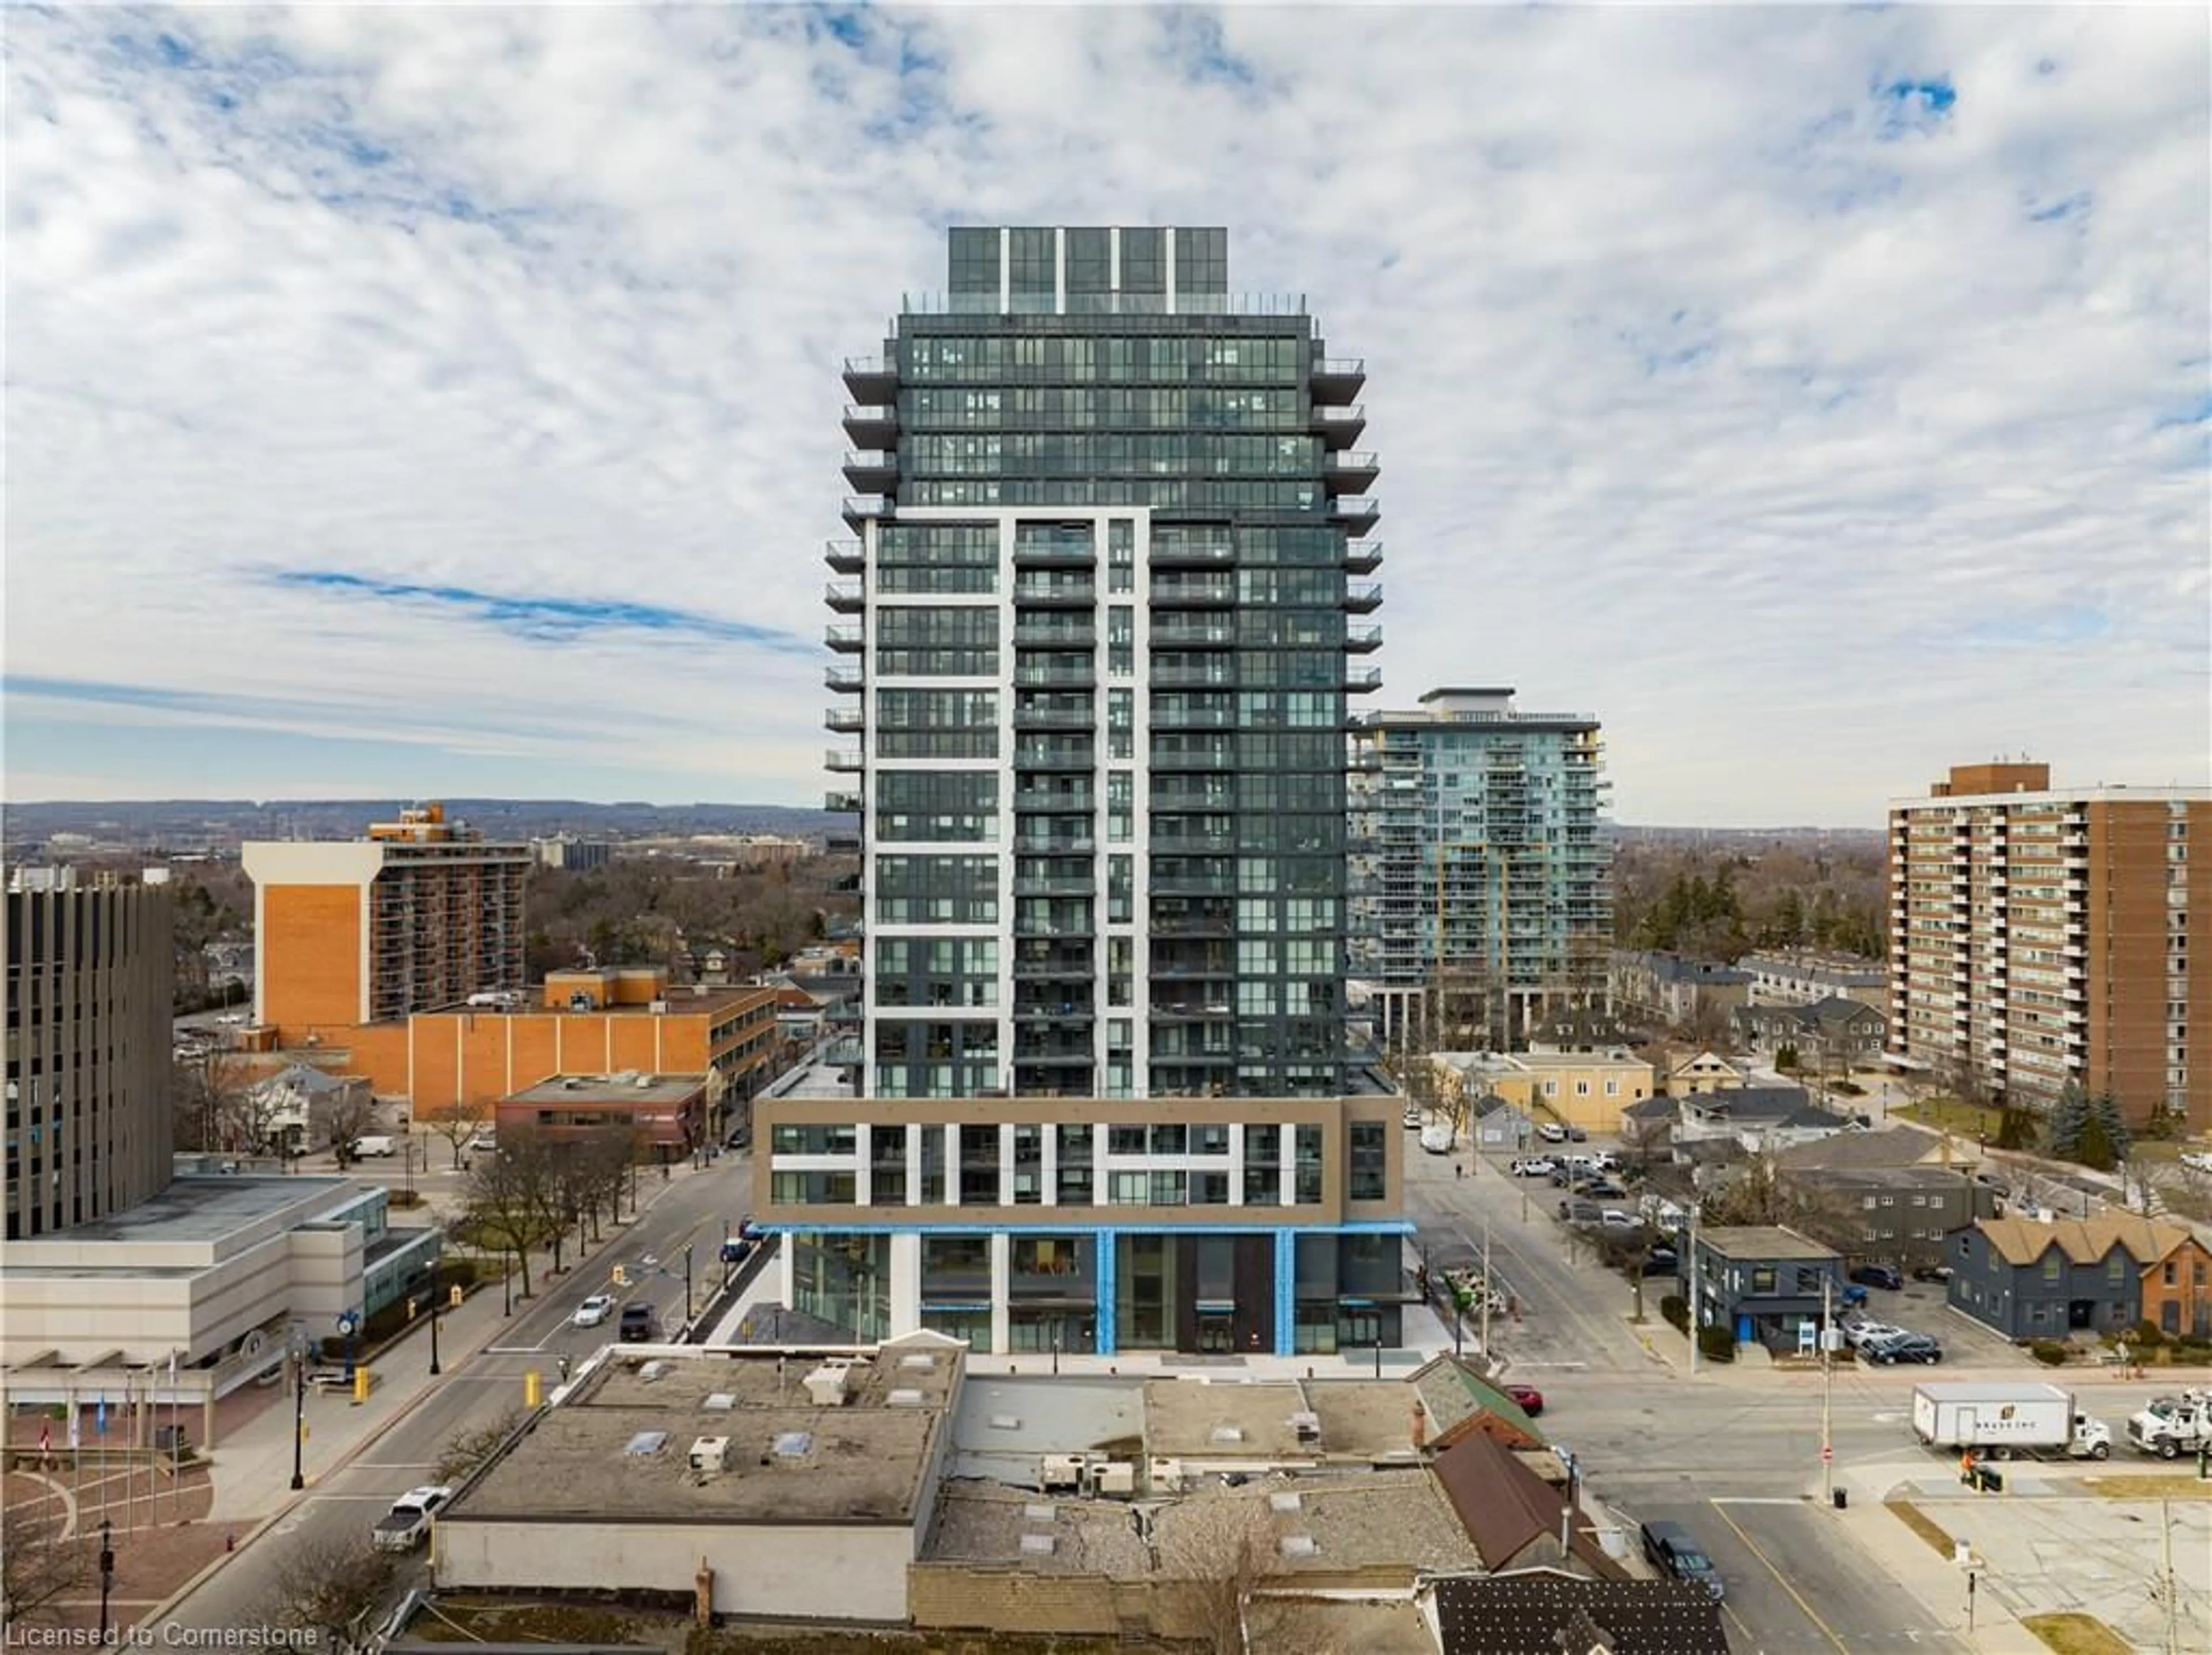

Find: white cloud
3;3;2205;824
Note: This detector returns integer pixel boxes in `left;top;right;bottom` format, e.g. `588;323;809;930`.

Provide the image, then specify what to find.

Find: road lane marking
1710;1500;1853;1655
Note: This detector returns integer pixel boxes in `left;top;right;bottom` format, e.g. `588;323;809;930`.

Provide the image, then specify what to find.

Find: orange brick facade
2142;1239;2212;1340
260;884;365;1031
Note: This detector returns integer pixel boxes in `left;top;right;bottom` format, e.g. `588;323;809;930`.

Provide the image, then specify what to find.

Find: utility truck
1910;1383;2111;1460
2126;1390;2212;1460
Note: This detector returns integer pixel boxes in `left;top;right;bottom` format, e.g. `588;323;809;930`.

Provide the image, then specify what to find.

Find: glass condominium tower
828;226;1382;1101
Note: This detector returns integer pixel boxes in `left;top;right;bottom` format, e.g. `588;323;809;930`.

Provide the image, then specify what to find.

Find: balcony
1013;578;1096;606
825;665;863;692
825;581;865;613
1013;786;1095;812
1152;617;1237;649
1014;740;1095;769
1151;784;1233;811
1013;875;1095;897
825;624;865;653
842;495;890;528
1310;357;1366;403
1310;403;1366;448
824;747;863;772
1343;539;1382;574
1013;620;1096;648
824;791;862;813
1153;910;1234;937
1014;1044;1097;1065
1323;450;1380;494
1345;666;1383;694
1346;623;1383;653
842;450;899;492
1012;950;1094;980
1013;535;1096;567
1151;660;1234;688
824;538;865;574
1148;538;1234;568
1152;830;1234;854
1013;998;1096;1022
842;403;897;447
842;355;896;402
1330;496;1381;531
1343;581;1382;613
1153;870;1234;896
1013;702;1094;730
1015;830;1097;854
825;706;865;733
1014;660;1096;688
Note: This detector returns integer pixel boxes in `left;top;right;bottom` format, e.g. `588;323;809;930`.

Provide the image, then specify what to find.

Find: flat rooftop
19;1175;361;1244
419;986;771;1020
448;1338;962;1528
923;1471;1480;1577
1698;1225;1839;1259
505;1073;705;1106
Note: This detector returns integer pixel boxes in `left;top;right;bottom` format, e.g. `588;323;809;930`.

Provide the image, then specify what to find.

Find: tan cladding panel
2189;807;2212;1133
392;1010;722;1112
1943;763;2050;797
262;885;364;1030
2085;803;2175;1121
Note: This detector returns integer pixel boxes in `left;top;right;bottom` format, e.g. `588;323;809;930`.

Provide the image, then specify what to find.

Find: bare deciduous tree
464;1129;551;1297
433;1406;527;1484
419;1096;491;1170
1161;1494;1282;1655
257;1531;397;1654
324;1089;381;1168
2;1498;93;1626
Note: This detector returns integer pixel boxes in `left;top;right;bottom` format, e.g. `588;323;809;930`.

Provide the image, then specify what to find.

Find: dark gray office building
828;226;1382;1102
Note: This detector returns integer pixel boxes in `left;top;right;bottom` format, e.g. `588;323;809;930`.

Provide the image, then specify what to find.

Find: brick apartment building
1886;763;2209;1130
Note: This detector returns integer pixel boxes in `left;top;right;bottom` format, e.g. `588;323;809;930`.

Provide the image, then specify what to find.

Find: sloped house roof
1973;1213;2198;1268
1427;1433;1624;1580
1432;1571;1729;1655
1408;1355;1545;1452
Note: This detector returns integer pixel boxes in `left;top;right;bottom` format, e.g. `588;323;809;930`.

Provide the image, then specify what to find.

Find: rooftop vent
1270;1491;1303;1513
623;1430;669;1457
638;1361;672;1383
702;1392;735;1411
688;1436;730;1474
1279;1535;1319;1559
1024;1504;1056;1524
772;1431;813;1459
1290;1411;1321;1444
1209;1426;1245;1445
897;1354;937;1370
888;1388;926;1407
1020;1533;1056;1556
988;1414;1022;1432
804;1365;855;1407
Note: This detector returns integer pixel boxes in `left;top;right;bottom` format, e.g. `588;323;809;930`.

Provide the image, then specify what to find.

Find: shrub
1831;1080;1866;1097
1660;1294;1689;1333
2028;1340;2070;1367
2133;1319;2168;1348
1696;1326;1736;1364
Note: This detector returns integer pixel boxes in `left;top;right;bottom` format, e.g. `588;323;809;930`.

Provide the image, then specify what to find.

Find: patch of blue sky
2;675;696;738
1158;7;1265;93
1953;609;2111;650
2024;190;2091;225
2153;392;2212;432
268;571;811;653
1874;75;1956;139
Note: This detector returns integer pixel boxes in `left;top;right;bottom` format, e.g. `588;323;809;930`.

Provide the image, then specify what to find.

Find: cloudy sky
5;3;2206;825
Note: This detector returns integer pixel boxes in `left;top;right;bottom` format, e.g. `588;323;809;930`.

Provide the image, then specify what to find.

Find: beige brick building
1886;762;2210;1130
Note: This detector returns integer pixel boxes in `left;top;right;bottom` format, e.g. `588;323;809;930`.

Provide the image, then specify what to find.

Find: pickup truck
370;1485;452;1552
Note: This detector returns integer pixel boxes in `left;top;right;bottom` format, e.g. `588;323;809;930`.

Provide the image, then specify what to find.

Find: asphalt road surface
162;1156;752;1634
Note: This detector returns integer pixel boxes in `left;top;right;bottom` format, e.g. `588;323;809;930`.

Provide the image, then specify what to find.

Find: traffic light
612;1265;628;1286
448;1285;464;1309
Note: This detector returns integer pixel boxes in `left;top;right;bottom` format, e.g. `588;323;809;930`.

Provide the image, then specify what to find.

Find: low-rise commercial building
1687;1225;1843;1347
1946;1213;2212;1341
1777;1164;1990;1274
433;1333;964;1624
497;1072;710;1160
754;1093;1411;1356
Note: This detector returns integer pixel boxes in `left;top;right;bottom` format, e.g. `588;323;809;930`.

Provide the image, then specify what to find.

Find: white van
351;1135;396;1158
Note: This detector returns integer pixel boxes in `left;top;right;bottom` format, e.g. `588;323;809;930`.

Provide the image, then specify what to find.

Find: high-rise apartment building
1887;763;2210;1131
1350;688;1611;1049
5;878;173;1238
243;803;530;1037
759;227;1409;1357
828;226;1380;1101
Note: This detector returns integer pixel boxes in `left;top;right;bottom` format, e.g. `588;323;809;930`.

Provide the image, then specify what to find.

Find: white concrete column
990;1230;1012;1355
1041;1124;1059;1205
855;1124;873;1207
778;1232;797;1310
998;226;1011;313
944;1124;960;1206
906;1122;923;1206
1000;1121;1017;1206
889;1231;923;1335
1227;1123;1245;1206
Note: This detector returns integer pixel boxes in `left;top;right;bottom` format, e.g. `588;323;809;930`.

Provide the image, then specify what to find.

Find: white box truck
1910;1382;2112;1460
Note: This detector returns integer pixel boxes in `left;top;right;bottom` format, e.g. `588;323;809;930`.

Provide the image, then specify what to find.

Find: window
1349;1122;1387;1201
1751;1266;1777;1294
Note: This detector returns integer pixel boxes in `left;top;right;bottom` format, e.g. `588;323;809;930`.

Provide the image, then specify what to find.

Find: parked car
370;1486;452;1552
1850;1264;1904;1292
1642;1248;1681;1277
1599;1210;1642;1230
1843;1319;1907;1348
1566;1126;1589;1142
1640;1518;1725;1601
1536;1123;1568;1143
1911;1263;1955;1283
719;1236;753;1266
573;1294;615;1328
1582;1181;1629;1200
618;1303;659;1343
1559;1199;1602;1226
1861;1331;1944;1365
1512;1156;1556;1177
1504;1383;1544;1417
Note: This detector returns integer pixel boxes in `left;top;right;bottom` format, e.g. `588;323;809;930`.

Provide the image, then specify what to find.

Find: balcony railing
842;355;896;398
902;290;1316;319
842;404;897;445
1309;357;1366;403
1346;623;1383;653
824;791;862;813
842;450;899;490
1343;539;1382;573
825;706;865;733
824;539;865;573
842;495;889;526
1310;404;1366;447
1330;496;1381;528
1343;581;1382;612
1345;666;1382;692
1013;579;1097;605
1013;622;1097;647
825;666;863;692
824;748;863;772
825;581;864;612
825;624;865;652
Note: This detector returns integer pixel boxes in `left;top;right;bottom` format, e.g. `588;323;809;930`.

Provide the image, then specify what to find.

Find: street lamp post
1688;1200;1704;1378
429;1286;443;1377
502;1250;513;1317
683;1244;695;1323
289;1346;306;1491
97;1517;115;1644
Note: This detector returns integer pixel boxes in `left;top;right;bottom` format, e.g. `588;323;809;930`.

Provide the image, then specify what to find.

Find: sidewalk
203;1159;707;1523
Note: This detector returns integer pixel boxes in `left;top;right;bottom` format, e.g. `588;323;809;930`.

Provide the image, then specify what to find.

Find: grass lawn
2022;1613;2136;1655
1891;1096;2005;1141
2081;1474;2212;1500
1885;1498;1956;1555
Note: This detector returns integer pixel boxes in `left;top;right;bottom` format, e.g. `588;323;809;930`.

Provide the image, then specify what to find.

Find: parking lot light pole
1821;1273;1835;1506
1688;1201;1703;1378
289;1350;306;1491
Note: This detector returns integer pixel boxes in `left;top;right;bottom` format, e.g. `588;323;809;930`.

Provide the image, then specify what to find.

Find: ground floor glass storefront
789;1230;892;1340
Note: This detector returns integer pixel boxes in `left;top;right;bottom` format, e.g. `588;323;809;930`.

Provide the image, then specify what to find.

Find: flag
169;1351;179;1384
67;1412;81;1451
96;1394;107;1437
39;1421;51;1454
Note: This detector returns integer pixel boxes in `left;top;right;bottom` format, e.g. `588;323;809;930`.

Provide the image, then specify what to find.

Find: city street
158;1152;753;1634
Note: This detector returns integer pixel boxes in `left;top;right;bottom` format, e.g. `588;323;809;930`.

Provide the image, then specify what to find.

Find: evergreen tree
2086;1093;2133;1163
1995;1105;2036;1150
1773;889;1805;947
2075;1110;2117;1172
2044;1081;2089;1160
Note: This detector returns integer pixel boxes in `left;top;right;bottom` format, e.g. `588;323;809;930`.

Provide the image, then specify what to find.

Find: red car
1505;1383;1544;1417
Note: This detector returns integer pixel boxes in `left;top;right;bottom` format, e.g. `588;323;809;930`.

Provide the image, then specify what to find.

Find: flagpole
171;1351;181;1527
123;1372;135;1532
98;1389;108;1522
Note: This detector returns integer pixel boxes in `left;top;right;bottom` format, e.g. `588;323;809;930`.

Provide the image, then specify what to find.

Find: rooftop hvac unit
1209;1426;1245;1445
1149;1458;1187;1494
1020;1533;1056;1556
634;1074;653;1089
1040;1454;1086;1490
803;1365;854;1407
887;1388;926;1407
1290;1411;1322;1445
688;1436;730;1475
1095;1461;1137;1498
